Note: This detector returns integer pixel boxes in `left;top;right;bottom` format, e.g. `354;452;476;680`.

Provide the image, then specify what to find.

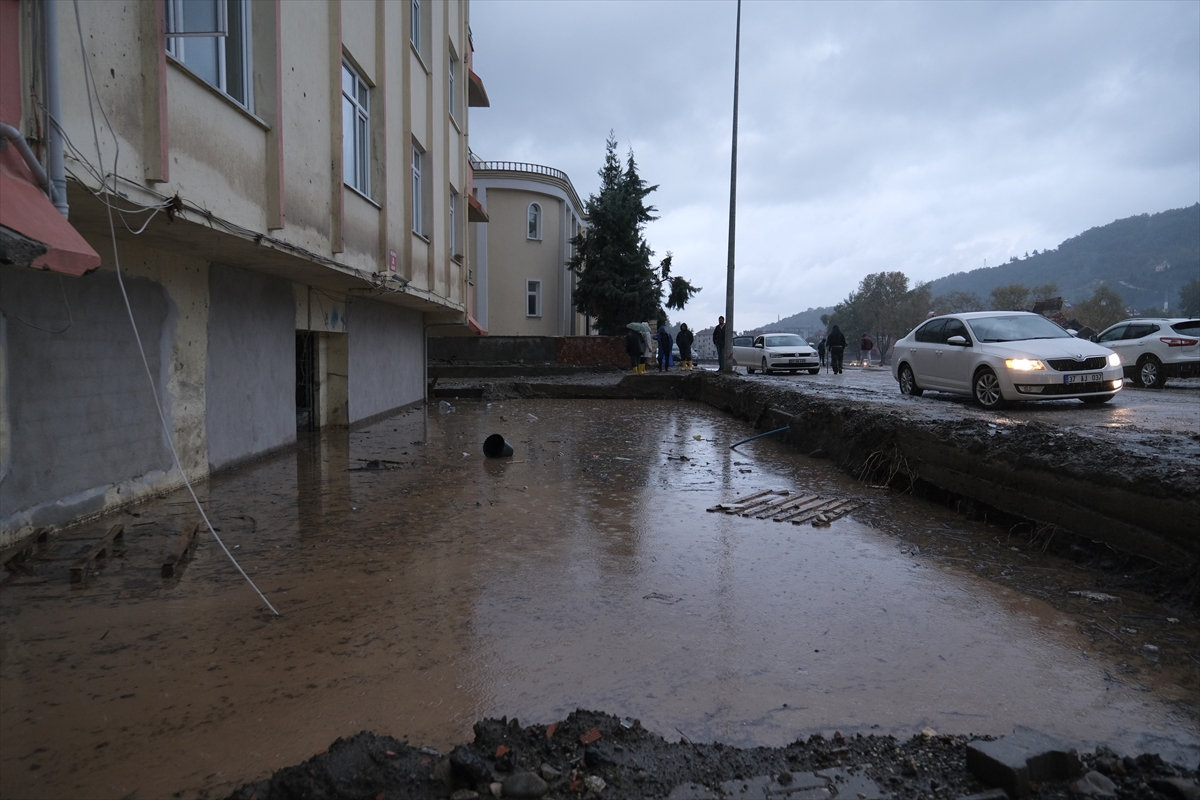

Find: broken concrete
966;727;1082;797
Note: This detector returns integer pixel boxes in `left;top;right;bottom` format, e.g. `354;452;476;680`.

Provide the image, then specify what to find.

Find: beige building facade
468;161;589;336
0;0;489;543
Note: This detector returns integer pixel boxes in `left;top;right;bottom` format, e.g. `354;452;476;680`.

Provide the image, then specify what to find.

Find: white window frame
527;202;542;241
410;0;420;51
448;47;460;123
165;0;252;110
412;144;424;236
341;61;371;196
526;279;542;318
449;188;460;258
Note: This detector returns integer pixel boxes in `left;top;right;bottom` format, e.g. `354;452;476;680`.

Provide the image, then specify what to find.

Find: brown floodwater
1;398;1196;799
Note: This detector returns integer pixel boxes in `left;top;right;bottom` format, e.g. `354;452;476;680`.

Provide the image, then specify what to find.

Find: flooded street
2;398;1196;799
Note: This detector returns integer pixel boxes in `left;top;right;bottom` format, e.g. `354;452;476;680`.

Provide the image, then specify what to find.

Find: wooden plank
706;489;777;513
773;496;828;522
747;493;808;518
69;524;125;584
1;527;47;570
759;494;820;520
162;522;201;577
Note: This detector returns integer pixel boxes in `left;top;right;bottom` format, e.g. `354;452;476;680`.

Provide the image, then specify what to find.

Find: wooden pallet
707;490;863;527
69;524;125;584
1;528;48;570
162;522;200;577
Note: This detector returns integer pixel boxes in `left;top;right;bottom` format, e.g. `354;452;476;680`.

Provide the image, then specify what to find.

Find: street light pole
722;0;741;373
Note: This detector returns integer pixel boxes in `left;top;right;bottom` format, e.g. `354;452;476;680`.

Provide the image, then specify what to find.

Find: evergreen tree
569;134;699;335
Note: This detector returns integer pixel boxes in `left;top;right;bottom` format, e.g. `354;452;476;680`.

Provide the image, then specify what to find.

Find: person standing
817;336;827;368
625;324;646;373
640;324;655;373
827;324;847;374
676;323;695;370
656;325;673;371
860;332;874;367
713;316;727;371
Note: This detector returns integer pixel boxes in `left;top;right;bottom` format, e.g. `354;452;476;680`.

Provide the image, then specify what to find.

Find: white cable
71;0;278;615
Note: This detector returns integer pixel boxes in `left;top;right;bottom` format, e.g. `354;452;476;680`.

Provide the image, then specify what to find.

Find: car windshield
764;335;805;348
966;314;1072;343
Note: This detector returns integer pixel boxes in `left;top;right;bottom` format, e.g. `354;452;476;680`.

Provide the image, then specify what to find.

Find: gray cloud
469;0;1199;330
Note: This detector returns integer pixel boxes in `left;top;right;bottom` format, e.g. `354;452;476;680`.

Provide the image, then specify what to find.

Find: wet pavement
1;398;1197;799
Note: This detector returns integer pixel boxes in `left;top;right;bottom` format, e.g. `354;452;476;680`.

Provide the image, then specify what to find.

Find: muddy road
1;398;1196;799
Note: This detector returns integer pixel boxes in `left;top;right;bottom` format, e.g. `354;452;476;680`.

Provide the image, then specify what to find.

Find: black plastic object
483;434;514;458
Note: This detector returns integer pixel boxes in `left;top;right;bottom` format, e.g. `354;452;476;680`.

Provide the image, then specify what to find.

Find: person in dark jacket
817;336;827;367
656;325;673;371
860;333;874;367
827;325;847;374
625;325;646;373
713;316;727;371
676;323;695;370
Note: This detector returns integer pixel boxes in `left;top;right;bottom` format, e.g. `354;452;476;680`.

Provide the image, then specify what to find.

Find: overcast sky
468;0;1200;331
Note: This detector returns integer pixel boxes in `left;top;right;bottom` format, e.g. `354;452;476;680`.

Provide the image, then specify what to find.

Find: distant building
467;159;589;336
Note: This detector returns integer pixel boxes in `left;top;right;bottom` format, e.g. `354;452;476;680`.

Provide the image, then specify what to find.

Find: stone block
955;791;1008;800
966;728;1082;798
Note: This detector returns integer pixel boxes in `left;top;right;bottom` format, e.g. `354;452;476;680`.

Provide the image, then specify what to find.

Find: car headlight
1107;353;1121;367
1005;358;1045;371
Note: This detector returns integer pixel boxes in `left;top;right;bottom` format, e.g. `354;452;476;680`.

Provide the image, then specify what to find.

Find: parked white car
891;312;1124;409
1093;318;1200;388
733;333;820;375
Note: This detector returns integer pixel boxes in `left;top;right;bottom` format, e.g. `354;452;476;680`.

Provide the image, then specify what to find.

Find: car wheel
1136;355;1165;389
898;364;923;397
808;368;820;375
762;357;770;375
1080;394;1113;404
973;367;1006;410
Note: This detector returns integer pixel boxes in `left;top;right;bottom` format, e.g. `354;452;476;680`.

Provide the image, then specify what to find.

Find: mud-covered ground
229;710;1198;800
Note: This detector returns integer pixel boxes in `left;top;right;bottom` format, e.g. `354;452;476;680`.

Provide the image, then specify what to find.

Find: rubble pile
227;711;1198;800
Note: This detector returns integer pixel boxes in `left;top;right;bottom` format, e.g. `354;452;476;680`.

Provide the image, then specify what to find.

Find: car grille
1046;357;1107;371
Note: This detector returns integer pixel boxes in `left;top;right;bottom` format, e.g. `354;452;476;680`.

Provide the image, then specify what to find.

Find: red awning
467;68;490;108
467;192;489;223
0;146;101;276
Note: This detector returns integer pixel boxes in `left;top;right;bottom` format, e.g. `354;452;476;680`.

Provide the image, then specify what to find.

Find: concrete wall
428;335;623;366
206;264;296;471
0;265;174;535
346;299;424;423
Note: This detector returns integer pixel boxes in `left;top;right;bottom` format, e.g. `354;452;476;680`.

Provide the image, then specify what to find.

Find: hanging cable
71;0;278;615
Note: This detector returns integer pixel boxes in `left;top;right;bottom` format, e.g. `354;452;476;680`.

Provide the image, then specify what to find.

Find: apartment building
0;0;488;544
467;159;589;336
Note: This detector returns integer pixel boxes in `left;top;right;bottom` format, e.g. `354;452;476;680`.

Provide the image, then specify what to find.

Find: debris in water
1069;590;1122;604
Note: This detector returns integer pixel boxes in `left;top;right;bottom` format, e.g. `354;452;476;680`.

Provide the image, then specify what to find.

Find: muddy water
1;398;1196;799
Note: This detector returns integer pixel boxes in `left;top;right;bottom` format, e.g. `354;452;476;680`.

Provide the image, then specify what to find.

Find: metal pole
722;0;741;373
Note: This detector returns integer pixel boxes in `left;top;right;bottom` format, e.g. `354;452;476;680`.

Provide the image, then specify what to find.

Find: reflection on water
1;399;1196;800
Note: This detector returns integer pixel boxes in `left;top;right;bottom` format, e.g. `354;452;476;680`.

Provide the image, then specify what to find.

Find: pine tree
569;134;699;335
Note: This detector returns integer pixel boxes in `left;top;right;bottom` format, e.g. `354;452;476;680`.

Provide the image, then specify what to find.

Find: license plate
1064;373;1102;384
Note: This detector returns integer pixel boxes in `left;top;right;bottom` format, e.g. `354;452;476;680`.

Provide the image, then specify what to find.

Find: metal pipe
0;123;53;201
730;425;788;449
43;0;69;217
722;0;741;373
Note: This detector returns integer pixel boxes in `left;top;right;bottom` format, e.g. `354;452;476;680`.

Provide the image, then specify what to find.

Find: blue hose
730;425;790;449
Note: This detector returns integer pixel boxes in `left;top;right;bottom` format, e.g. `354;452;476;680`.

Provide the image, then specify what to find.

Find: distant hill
927;204;1200;312
761;306;834;333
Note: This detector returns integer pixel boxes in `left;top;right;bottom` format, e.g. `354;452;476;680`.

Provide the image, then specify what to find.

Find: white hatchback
1094;318;1200;388
892;312;1124;410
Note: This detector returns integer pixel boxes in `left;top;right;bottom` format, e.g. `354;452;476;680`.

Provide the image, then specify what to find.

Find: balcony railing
471;160;570;183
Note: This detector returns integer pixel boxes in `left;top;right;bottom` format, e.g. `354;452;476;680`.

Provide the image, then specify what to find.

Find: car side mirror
946;335;969;346
754;343;763;349
1066;329;1078;336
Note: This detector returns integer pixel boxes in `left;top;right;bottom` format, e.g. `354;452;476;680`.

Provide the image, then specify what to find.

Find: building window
165;0;251;109
526;280;542;317
448;49;459;122
412;144;424;235
408;0;422;53
527;203;542;240
449;188;459;257
341;61;370;195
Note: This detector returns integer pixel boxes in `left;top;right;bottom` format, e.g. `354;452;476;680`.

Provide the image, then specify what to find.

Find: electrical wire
70;0;278;616
1;274;74;334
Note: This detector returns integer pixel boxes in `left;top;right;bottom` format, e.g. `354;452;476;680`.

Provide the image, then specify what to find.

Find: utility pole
722;0;741;373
